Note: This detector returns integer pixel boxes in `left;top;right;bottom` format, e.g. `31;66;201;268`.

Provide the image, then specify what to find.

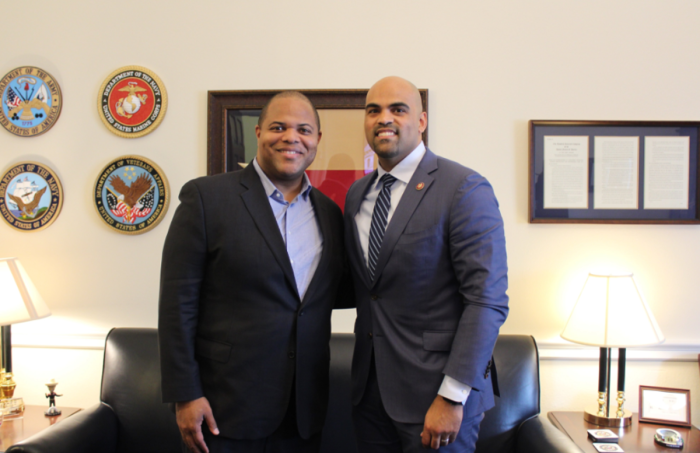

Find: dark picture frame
639;385;691;427
529;120;700;224
207;89;429;176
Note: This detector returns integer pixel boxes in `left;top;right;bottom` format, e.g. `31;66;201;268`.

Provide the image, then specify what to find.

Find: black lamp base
1;325;11;373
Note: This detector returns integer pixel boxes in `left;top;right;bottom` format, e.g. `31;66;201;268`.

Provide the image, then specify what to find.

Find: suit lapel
346;171;377;288
239;165;299;297
371;150;438;285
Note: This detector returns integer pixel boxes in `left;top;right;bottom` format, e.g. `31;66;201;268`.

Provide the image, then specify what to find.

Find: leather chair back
97;330;538;453
101;328;181;453
475;335;540;452
321;333;356;453
320;334;540;453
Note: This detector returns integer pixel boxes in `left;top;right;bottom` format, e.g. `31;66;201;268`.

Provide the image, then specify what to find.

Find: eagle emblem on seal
106;170;155;224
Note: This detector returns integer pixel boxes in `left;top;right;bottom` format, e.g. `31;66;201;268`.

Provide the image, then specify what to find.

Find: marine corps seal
0;67;62;137
94;156;169;234
0;162;63;231
98;66;167;138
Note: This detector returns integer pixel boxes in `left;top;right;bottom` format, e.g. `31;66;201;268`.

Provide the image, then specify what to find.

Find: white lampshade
561;272;664;348
0;257;51;326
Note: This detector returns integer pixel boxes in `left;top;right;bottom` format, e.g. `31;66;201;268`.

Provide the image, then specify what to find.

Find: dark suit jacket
344;149;509;424
158;164;348;440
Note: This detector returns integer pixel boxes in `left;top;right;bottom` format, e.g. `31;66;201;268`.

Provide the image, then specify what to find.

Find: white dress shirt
353;142;471;404
253;159;323;301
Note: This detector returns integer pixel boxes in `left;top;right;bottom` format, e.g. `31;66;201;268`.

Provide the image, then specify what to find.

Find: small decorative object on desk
0;371;16;398
0;370;25;418
44;379;62;416
655;428;684;449
593;443;624;452
587;429;619;443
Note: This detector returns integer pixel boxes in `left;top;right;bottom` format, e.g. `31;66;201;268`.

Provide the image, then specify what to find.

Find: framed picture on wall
529;120;700;224
206;89;428;211
639;385;691;427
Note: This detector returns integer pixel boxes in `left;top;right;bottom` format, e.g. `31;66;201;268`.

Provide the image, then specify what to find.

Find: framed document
543;136;589;209
206;89;428;212
639;386;691;427
529;120;700;224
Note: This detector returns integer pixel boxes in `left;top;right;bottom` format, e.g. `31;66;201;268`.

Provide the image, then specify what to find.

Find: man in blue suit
344;77;509;452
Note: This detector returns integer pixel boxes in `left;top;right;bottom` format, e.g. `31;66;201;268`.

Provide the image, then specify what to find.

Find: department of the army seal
0;67;62;137
94;156;169;234
0;162;63;232
98;66;168;138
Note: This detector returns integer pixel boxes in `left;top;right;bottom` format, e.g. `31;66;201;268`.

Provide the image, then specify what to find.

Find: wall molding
12;332;700;362
13;331;110;350
538;341;700;362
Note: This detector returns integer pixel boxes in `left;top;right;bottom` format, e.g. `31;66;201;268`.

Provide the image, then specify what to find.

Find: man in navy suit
344;77;509;452
159;91;350;453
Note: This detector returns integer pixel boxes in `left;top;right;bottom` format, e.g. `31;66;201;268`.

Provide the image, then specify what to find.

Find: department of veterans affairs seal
94;156;169;234
98;66;167;138
0;67;62;137
0;162;63;232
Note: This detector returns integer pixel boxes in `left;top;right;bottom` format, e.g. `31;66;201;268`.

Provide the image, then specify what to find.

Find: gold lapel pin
416;182;425;191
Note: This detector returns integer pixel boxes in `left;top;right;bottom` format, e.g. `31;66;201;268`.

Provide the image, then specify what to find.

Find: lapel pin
416;182;425;191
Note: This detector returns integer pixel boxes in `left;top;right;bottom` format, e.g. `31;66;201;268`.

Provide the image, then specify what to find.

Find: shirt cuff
438;375;472;405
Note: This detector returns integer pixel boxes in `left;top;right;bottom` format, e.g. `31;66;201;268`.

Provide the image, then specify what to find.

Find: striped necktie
368;173;397;280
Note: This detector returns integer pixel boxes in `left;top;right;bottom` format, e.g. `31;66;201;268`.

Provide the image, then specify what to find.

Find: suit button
370;294;378;301
289;351;295;359
368;332;373;339
299;310;305;317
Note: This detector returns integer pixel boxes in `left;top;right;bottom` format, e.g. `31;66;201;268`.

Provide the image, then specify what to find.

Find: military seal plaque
0;66;62;137
98;66;167;138
0;162;63;232
93;155;169;234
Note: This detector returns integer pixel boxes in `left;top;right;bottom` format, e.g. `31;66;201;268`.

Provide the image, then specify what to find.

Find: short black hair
258;91;321;131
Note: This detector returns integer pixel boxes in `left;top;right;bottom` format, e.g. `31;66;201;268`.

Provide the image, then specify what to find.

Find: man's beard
371;139;401;160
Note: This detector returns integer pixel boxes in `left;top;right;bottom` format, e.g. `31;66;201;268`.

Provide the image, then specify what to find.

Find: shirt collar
376;141;426;187
252;158;313;201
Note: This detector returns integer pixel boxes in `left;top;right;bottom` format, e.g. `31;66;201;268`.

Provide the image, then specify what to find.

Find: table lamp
561;272;664;427
0;257;51;407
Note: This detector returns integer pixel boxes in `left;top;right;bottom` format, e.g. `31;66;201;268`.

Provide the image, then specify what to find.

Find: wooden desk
549;411;700;452
0;405;81;452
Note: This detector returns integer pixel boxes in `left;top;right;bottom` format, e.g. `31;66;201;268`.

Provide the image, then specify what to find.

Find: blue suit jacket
344;149;509;423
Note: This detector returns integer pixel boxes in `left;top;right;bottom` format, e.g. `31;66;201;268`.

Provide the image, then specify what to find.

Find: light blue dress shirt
252;159;323;301
353;142;471;404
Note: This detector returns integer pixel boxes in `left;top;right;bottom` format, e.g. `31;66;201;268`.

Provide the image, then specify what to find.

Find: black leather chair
323;334;581;453
8;329;580;453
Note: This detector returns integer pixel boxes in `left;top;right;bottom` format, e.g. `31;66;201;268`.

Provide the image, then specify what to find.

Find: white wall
2;0;699;424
